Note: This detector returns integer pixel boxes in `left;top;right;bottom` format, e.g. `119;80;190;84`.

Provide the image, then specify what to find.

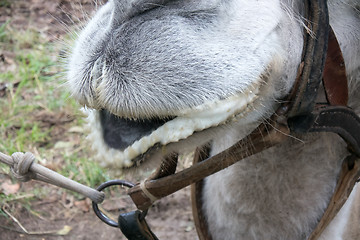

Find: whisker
261;116;304;143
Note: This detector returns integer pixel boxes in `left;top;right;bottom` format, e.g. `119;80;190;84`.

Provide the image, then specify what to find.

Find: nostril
111;0;173;26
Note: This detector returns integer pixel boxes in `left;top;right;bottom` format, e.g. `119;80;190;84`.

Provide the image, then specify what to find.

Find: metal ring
92;180;135;228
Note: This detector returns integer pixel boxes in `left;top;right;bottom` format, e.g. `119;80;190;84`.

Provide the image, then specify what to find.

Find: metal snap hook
92;179;136;228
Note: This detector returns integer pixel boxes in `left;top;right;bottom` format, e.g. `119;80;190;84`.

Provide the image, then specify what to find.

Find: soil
0;1;199;239
0;182;197;240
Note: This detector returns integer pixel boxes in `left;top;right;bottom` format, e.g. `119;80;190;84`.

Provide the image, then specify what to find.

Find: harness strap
307;155;360;240
287;0;329;117
322;28;348;106
191;147;212;240
289;106;360;157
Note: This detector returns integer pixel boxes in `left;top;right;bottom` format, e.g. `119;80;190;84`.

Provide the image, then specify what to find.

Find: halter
92;0;360;239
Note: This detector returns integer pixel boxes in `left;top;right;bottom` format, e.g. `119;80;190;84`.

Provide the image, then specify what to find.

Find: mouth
86;81;261;169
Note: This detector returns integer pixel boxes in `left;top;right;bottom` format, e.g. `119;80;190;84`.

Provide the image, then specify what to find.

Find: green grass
0;21;110;215
0;23;67;151
0;24;57;153
0;0;11;8
60;154;110;193
0;20;10;41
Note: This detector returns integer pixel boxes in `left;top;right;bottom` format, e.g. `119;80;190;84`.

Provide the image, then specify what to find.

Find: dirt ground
0;1;199;239
0;181;197;240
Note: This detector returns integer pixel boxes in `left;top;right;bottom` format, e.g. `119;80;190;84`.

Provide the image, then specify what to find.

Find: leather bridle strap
287;0;329;117
289;106;360;157
307;155;360;240
322;28;348;106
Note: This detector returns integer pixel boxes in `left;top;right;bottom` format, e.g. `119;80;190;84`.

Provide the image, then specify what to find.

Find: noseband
92;0;360;239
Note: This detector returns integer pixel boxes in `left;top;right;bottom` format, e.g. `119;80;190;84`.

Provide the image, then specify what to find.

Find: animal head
66;0;357;171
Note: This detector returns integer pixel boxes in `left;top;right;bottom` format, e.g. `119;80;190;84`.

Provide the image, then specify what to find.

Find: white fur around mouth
86;81;260;169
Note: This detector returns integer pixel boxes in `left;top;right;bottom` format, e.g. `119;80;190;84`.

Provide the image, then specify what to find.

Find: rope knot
10;152;36;182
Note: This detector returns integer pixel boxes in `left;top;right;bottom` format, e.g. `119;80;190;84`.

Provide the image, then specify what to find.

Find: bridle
92;0;360;239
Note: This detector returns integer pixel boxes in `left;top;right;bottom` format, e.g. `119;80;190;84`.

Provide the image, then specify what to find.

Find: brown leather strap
308;155;360;240
191;147;212;240
322;28;348;106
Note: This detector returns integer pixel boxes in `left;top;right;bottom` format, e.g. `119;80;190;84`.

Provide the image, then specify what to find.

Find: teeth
85;81;261;169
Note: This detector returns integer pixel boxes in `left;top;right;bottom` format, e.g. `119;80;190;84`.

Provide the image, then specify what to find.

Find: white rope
0;151;105;203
